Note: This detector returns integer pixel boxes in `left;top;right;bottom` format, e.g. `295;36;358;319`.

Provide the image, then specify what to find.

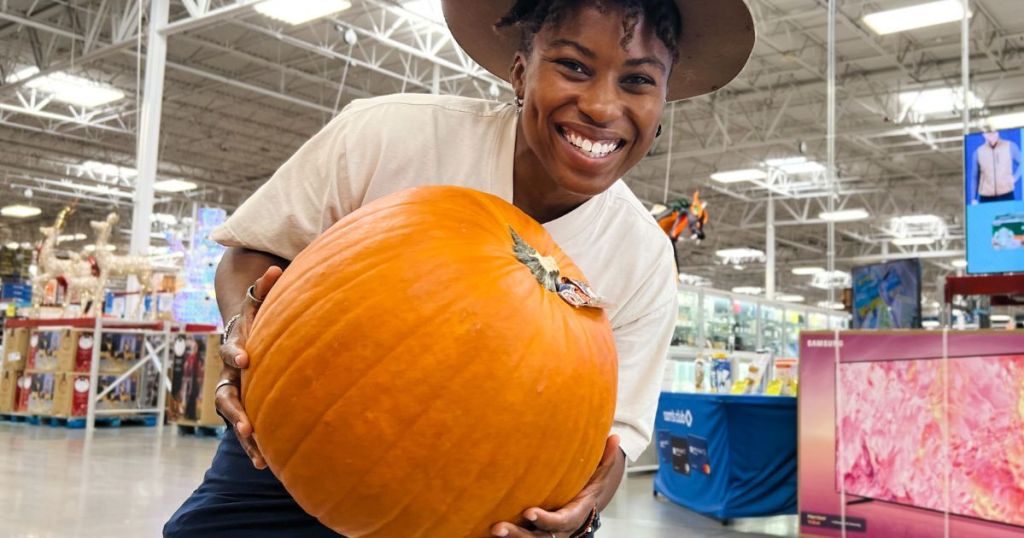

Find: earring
656;124;663;138
514;95;524;108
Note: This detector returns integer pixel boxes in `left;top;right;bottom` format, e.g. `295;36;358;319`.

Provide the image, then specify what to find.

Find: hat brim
441;0;755;102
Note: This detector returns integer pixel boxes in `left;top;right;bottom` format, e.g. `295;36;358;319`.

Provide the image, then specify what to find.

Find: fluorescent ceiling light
991;314;1013;323
1;204;42;218
715;247;766;259
80;160;136;179
819;209;870;222
255;0;352;25
710;169;767;183
900;87;982;116
153;179;198;193
764;156;807;167
779;161;826;175
792;266;825;276
817;301;846;310
9;67;124;108
952;259;968;268
893;214;943;225
732;286;764;295
892;236;937;246
678;273;712;287
863;0;969;35
985;111;1024;131
776;294;805;303
922;320;942;329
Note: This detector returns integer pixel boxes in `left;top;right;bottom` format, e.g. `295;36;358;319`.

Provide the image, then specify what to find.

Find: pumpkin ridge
314;344;512;537
272;287;471;480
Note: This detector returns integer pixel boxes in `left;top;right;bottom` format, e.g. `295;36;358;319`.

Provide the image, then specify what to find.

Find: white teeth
563;128;618;158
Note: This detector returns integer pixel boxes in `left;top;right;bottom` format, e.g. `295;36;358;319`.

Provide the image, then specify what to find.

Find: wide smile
556;126;626;161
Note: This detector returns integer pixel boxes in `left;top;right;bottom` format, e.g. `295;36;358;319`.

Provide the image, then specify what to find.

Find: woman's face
511;5;672;197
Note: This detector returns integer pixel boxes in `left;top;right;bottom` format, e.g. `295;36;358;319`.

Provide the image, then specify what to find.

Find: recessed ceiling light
863;0;969;35
1;204;42;218
792;266;825;276
776;294;805;303
732;286;764;295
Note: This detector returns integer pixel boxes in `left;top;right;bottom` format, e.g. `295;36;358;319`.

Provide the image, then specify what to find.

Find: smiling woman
163;1;754;538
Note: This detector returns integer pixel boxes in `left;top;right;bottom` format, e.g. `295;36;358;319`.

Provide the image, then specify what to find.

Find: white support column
766;194;776;300
131;0;170;257
826;0;838;304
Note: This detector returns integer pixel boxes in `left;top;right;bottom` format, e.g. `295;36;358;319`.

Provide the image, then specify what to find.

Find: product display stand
83;318;170;433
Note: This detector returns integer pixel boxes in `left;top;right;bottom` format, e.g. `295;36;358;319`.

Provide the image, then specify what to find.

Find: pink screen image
837;355;1024;527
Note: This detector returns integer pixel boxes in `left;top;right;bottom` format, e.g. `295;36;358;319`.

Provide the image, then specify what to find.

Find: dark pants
980;191;1015;203
164;428;342;537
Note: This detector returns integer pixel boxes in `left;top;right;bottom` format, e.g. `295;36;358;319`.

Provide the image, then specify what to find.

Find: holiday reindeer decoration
33;205;104;312
90;213;155;316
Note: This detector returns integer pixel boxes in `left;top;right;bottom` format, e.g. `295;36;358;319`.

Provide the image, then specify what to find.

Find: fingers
598;434;621;467
253;266;283;303
215;379;266;469
220;342;248;369
490;522;550;537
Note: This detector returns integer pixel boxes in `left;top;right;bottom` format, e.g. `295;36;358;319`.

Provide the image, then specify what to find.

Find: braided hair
495;0;683;65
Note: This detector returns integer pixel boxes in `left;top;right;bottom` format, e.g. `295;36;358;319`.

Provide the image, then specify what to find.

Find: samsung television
851;259;921;329
835;355;1024;527
965;127;1024;274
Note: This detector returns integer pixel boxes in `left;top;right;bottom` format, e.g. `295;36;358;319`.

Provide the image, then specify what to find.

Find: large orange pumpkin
243;186;617;538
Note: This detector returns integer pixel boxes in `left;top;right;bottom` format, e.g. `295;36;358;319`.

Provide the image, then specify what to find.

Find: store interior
2;0;1024;537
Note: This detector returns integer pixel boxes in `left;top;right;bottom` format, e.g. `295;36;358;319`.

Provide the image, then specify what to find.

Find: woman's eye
624;75;655;86
556;60;588;74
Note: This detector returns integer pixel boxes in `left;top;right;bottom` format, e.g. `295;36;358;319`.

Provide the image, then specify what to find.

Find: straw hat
441;0;755;102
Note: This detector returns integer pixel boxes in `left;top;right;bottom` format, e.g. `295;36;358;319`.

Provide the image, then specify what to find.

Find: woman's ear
509;51;527;98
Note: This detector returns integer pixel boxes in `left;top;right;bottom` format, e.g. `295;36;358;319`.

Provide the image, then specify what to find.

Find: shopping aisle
0;423;796;537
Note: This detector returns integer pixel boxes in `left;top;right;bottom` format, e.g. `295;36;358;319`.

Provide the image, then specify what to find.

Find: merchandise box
54;364;161;417
0;368;20;413
2;328;29;372
799;331;1024;537
24;372;58;415
167;333;221;425
13;372;31;413
71;331;145;374
26;329;76;372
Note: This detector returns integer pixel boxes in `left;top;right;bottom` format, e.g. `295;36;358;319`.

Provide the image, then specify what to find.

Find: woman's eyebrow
625;57;667;73
547;38;595;58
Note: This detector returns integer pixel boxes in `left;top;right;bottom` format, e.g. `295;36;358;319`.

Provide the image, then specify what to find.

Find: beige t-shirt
213;93;678;461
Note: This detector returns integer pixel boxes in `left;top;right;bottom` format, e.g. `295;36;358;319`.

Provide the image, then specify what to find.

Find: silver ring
215;379;239;393
246;284;264;305
550;533;557;538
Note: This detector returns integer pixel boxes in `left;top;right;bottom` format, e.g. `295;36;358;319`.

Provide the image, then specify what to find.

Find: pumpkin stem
510;227;560;292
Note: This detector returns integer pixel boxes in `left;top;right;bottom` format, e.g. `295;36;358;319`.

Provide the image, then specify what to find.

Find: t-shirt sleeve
210;108;358;260
609;246;678;462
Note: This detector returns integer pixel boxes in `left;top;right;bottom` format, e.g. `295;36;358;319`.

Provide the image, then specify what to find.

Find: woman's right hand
215;265;284;469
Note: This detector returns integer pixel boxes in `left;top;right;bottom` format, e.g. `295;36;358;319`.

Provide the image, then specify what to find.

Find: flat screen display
965;128;1024;274
851;259;921;329
836;355;1024;527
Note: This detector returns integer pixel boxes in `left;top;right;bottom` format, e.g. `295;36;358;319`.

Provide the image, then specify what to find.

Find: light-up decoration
171;208;227;327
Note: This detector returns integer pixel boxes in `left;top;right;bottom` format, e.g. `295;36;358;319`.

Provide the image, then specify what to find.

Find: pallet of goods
167;332;225;436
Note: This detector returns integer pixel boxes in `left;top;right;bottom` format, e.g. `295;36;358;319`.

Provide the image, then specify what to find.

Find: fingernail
525;512;537;521
493;529;508;537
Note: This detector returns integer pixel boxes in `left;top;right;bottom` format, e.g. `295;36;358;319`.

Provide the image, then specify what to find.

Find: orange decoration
243;186;617;538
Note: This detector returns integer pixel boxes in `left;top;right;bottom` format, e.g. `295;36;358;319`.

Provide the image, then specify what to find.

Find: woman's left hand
490;435;623;537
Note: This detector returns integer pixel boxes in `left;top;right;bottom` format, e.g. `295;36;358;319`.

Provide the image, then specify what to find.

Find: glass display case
733;299;758;352
703;293;735;351
672;289;699;347
808;312;829;331
760;305;784;357
783;309;807;359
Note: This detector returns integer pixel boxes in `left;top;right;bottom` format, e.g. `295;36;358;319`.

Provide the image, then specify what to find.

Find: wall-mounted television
851;259;921;329
965;128;1024;274
836;355;1024;527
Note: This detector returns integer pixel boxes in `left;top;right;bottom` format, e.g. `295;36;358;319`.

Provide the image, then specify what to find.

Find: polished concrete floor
0;423;797;537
